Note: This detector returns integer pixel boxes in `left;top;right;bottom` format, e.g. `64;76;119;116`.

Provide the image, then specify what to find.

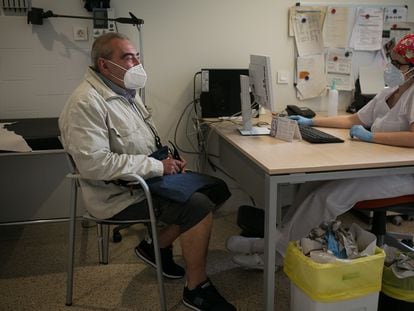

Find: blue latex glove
288;115;313;126
349;125;373;142
325;231;347;259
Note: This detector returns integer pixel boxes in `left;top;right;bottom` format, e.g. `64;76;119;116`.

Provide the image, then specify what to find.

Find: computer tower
200;69;249;118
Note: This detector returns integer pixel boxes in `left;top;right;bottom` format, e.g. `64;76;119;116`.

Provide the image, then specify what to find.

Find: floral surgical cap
394;33;414;65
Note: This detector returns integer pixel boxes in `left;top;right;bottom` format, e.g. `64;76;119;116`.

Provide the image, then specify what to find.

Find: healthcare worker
226;33;414;269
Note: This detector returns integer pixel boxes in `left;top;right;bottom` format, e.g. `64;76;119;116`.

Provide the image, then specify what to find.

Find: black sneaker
135;238;185;279
183;279;236;311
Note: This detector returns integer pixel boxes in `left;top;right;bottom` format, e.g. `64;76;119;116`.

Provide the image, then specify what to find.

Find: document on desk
0;123;32;152
270;117;301;142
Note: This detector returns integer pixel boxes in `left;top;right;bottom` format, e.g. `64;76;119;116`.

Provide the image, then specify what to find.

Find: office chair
64;154;166;310
353;194;414;252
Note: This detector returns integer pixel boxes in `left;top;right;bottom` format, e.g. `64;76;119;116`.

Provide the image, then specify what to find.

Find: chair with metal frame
64;153;166;310
111;141;182;243
353;194;414;252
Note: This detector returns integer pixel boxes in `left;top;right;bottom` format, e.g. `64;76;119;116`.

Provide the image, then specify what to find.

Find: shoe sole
182;298;202;311
225;236;256;254
231;256;264;270
231;257;282;272
134;247;184;280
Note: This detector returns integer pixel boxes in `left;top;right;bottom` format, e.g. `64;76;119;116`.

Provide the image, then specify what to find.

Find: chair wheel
391;215;403;226
113;230;122;243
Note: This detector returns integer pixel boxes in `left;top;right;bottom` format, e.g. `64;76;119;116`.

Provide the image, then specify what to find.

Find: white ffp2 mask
124;64;147;89
107;60;147;89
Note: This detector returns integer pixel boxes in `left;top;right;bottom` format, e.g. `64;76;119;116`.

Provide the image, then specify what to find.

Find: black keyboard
299;125;344;144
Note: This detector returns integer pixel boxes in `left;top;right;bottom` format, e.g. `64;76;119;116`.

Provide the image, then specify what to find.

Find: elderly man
59;32;235;311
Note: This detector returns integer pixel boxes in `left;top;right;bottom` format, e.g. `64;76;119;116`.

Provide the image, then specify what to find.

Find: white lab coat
275;85;414;256
358;85;414;132
59;68;164;219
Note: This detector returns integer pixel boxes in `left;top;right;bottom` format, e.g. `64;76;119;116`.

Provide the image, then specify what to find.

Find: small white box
290;282;379;311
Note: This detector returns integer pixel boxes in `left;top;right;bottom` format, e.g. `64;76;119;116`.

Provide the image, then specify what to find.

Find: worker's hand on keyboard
288;115;313;126
349;125;373;142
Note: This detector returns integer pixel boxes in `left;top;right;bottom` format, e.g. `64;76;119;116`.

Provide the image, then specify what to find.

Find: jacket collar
85;67;136;103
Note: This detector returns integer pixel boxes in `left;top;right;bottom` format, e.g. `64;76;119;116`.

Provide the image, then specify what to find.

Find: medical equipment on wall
26;7;146;104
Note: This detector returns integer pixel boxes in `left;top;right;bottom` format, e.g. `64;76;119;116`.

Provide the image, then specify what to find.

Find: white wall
0;1;91;118
1;0;412;143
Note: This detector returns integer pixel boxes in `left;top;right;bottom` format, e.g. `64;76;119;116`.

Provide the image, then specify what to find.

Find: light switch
277;71;289;84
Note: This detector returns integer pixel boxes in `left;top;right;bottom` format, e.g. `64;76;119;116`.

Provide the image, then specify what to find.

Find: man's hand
350;125;373;142
162;156;187;175
288;115;313;126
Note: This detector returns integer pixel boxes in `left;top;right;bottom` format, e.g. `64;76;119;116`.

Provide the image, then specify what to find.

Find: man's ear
97;58;109;74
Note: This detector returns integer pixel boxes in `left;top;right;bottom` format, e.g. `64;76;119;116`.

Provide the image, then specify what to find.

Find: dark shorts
110;192;215;232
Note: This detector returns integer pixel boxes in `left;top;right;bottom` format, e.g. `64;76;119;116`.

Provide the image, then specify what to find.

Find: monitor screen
249;54;276;113
238;54;274;136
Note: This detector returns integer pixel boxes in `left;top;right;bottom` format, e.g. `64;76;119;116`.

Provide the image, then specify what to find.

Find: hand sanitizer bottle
328;80;338;116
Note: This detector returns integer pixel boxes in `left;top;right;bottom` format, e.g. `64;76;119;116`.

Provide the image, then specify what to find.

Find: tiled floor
0;210;413;310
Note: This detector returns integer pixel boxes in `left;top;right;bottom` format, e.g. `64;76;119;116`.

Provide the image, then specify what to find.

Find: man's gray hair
91;33;130;69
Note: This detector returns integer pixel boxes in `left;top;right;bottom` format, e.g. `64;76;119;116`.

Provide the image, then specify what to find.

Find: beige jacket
59;68;164;219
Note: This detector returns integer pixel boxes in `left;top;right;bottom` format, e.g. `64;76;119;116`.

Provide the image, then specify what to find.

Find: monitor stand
238;75;270;136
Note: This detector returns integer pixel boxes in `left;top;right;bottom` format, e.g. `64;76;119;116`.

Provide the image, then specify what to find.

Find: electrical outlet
73;26;88;41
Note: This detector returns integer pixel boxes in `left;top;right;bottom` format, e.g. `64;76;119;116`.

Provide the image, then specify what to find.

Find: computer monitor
249;54;276;113
200;68;249;118
239;54;275;136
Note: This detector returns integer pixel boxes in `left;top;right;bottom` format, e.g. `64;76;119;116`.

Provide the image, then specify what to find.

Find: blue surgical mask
384;63;404;87
383;62;414;87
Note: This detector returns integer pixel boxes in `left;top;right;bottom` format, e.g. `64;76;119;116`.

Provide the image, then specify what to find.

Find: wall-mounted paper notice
384;6;407;23
292;11;324;56
323;6;350;49
296;54;327;99
350;7;384;51
326;48;353;91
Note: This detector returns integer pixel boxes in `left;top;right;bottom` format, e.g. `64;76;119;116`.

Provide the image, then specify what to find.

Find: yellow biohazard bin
284;241;385;311
378;264;414;311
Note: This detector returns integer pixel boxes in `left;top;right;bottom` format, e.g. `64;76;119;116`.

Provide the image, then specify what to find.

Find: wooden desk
211;119;414;310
